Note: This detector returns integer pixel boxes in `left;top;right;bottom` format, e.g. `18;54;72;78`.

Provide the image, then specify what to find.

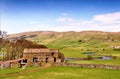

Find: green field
46;44;120;57
1;66;120;79
1;45;120;79
46;44;120;65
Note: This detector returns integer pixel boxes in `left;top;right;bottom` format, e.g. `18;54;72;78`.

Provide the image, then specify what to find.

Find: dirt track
4;64;51;77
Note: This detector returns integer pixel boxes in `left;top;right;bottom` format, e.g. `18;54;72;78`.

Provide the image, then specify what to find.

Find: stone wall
0;61;19;69
53;63;120;70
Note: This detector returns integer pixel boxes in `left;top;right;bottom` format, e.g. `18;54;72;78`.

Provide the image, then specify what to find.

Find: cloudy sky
1;0;120;34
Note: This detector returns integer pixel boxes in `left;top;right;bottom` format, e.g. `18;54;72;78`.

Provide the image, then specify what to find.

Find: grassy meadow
1;66;120;79
1;44;120;79
47;44;120;65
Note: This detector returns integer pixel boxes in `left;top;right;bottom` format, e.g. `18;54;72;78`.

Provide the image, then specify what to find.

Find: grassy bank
0;66;120;79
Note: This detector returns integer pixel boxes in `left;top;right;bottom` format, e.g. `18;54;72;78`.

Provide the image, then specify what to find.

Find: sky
1;0;120;34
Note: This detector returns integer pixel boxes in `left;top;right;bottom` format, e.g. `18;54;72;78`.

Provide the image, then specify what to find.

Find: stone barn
22;48;63;66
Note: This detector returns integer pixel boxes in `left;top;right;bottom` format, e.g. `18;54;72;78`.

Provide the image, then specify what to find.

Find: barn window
46;58;48;63
51;53;54;55
54;57;56;62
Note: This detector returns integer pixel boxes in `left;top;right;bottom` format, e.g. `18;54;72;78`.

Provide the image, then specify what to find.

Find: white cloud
56;13;74;23
56;17;74;23
55;12;120;32
4;12;120;34
93;12;120;23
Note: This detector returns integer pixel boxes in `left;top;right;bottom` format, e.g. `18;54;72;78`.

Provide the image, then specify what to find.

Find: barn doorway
46;58;48;63
19;59;27;68
33;57;38;63
54;57;56;62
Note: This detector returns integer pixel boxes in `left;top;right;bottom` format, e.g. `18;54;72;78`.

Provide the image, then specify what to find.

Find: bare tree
0;27;7;61
0;31;7;39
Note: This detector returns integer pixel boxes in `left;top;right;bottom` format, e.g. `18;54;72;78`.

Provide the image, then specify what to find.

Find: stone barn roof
23;48;59;53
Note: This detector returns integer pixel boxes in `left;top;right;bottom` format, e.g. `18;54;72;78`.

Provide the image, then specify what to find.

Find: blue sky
1;0;120;34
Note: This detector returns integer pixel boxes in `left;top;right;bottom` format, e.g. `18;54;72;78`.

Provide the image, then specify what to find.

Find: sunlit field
1;66;120;79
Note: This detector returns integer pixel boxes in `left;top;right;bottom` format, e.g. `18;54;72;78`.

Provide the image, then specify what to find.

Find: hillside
6;31;120;48
3;31;120;64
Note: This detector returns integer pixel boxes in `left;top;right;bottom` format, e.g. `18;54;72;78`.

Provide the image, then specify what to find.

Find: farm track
4;64;51;77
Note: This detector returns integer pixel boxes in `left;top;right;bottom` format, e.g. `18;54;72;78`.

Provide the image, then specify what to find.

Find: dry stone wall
53;63;120;70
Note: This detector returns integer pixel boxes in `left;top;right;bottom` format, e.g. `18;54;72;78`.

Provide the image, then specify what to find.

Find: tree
78;39;82;42
0;30;7;39
0;29;7;61
0;30;7;47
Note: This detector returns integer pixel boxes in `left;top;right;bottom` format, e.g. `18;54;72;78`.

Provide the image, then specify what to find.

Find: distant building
0;48;64;69
111;46;120;48
22;48;62;66
111;46;120;51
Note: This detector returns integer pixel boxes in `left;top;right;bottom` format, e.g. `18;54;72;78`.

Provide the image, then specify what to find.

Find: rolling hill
4;31;120;61
6;31;120;47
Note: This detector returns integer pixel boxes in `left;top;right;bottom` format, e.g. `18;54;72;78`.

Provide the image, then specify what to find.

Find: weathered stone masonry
53;63;120;70
23;48;61;66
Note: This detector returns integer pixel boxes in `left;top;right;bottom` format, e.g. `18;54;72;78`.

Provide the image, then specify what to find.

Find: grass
59;47;120;58
46;44;120;66
0;66;120;79
0;66;37;76
1;46;120;79
1;42;120;79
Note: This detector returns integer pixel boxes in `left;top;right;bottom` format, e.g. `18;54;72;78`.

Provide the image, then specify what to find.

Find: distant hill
6;31;120;48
